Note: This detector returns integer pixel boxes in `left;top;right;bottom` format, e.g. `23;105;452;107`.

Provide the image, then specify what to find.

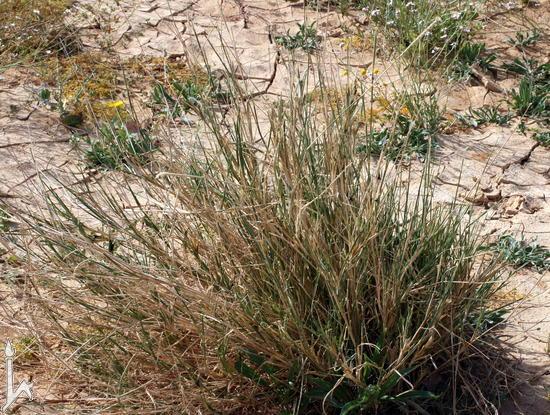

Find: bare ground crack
0;139;70;150
501;142;540;173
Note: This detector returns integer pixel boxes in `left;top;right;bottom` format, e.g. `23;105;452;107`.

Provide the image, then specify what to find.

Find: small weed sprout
507;28;541;49
152;80;203;117
0;208;9;232
275;23;320;52
533;131;550;146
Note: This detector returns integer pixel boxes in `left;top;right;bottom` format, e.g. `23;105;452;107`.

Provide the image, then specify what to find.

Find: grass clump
0;0;79;66
15;68;512;414
495;235;550;273
275;23;320;52
362;0;478;67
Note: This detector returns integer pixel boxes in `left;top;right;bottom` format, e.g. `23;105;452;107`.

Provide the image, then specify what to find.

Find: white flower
371;9;381;17
32;9;40;15
504;1;516;9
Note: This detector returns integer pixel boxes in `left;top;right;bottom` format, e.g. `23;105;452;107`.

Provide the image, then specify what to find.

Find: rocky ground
0;0;548;413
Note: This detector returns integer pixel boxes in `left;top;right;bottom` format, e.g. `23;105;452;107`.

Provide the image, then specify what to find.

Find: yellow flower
372;68;381;75
340;69;350;77
400;106;411;117
105;100;125;109
359;68;368;77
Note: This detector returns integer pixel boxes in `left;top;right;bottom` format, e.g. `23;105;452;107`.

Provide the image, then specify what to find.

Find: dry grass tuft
11;62;515;413
0;0;79;65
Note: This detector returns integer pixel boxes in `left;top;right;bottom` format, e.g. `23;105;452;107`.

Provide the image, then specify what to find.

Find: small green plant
275;23;320;52
502;57;540;76
358;91;441;160
152;79;204;118
510;77;548;118
450;42;496;80
507;28;541;49
495;235;550;272
38;88;52;103
517;120;528;135
505;59;549;120
533;131;550;146
357;113;437;159
457;106;513;128
84;121;157;170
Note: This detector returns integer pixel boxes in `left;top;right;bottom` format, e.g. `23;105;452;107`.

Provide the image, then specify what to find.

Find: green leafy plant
358;92;442;160
152;80;203;117
275;23;320;52
502;57;540;76
457;106;513;128
510;77;548;118
533;131;550;146
495;235;550;272
84;121;157;170
450;41;496;80
504;59;549;120
507;28;541;49
357;113;437;159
